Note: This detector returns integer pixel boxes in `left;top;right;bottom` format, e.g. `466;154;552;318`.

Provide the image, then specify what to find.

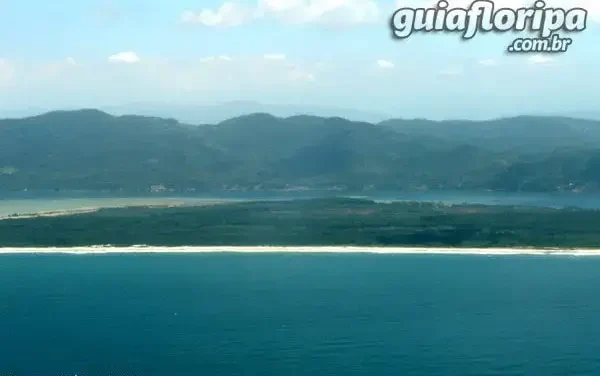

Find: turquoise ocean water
1;253;600;375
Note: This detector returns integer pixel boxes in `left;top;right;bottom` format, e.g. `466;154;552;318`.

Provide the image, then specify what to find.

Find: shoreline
0;207;102;220
0;199;237;220
1;245;600;256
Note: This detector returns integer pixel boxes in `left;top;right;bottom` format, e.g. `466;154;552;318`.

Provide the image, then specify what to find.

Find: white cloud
2;53;597;119
180;2;255;26
182;0;598;29
66;57;77;66
108;51;140;64
182;0;381;27
528;55;553;64
263;53;287;61
376;59;394;69
395;0;599;20
0;55;322;108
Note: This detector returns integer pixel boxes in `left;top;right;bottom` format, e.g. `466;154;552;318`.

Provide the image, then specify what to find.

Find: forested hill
1;109;600;193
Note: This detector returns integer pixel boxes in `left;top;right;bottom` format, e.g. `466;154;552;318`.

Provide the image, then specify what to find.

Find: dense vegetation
1;198;600;248
1;110;600;192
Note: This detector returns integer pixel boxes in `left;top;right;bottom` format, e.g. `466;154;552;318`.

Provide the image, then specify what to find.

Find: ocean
1;253;600;376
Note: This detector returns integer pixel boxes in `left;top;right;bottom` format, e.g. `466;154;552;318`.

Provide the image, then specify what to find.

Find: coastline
0;207;102;220
0;199;235;220
1;245;600;256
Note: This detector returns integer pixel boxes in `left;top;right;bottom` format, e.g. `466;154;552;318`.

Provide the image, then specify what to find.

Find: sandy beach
1;245;600;256
0;198;238;220
0;207;102;220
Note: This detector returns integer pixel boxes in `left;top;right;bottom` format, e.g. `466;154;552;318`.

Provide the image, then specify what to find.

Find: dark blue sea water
1;253;600;376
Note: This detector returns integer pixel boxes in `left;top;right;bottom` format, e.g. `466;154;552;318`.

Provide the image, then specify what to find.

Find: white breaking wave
0;245;599;256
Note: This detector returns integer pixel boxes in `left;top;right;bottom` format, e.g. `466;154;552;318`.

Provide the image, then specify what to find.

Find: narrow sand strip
0;246;600;256
0;207;101;220
0;200;235;220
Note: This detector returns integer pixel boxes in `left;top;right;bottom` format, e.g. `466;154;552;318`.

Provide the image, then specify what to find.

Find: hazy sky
0;0;597;119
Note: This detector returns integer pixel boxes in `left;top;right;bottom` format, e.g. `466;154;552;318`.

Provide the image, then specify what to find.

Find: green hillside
1;110;600;192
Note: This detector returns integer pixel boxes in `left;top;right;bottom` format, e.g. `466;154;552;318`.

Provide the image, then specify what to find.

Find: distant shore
0;207;102;220
1;246;600;256
0;199;236;220
4;199;600;250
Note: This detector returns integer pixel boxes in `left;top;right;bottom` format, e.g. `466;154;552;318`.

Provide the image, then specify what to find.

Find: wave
1;245;600;256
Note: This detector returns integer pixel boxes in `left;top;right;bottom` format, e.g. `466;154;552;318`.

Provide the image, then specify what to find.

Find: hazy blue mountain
101;101;391;124
379;116;600;153
563;112;600;121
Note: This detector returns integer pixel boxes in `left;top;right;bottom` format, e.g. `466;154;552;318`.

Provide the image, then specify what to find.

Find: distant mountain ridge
378;115;600;153
4;102;600;124
99;101;392;124
1;109;600;193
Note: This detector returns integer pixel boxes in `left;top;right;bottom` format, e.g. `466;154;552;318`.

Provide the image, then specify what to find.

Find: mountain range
4;102;599;124
1;109;600;193
101;101;393;124
0;101;392;124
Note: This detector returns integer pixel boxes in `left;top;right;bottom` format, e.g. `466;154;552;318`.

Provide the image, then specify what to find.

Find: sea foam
0;245;599;256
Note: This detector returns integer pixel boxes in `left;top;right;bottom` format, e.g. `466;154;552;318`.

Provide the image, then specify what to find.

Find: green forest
2;110;600;192
2;198;600;248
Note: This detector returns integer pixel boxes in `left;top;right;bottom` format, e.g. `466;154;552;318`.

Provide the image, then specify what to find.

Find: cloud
395;0;599;20
66;57;77;66
180;2;255;26
263;53;287;61
181;0;599;29
0;55;323;110
108;51;140;64
528;55;553;64
182;0;381;27
2;53;596;120
376;59;394;69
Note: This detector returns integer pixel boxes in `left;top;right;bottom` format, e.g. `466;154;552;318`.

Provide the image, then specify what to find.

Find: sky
0;0;598;120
